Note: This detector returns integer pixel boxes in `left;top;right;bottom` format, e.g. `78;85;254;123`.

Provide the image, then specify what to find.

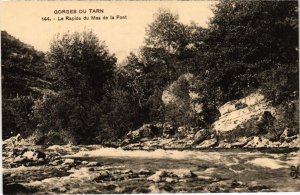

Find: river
3;146;300;194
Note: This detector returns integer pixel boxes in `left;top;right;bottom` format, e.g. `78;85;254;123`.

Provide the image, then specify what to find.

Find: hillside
1;31;51;139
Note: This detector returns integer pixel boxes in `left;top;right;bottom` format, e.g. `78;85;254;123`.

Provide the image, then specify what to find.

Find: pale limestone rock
147;170;167;182
196;139;218;149
213;91;277;133
171;169;195;178
62;158;75;165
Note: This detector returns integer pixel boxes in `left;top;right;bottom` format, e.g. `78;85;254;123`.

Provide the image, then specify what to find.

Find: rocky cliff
212;91;277;138
122;91;299;149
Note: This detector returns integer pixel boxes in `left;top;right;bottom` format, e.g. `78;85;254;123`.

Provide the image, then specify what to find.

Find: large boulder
11;149;47;167
193;129;210;144
196;139;218;149
22;150;46;160
126;124;162;141
147;170;167;182
212;91;278;139
3;134;33;148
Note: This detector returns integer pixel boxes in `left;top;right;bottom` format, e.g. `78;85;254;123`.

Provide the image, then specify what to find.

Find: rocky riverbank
119;123;299;150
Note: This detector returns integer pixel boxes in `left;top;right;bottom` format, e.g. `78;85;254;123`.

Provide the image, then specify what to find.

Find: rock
196;139;218;148
280;128;298;141
49;159;63;166
22;151;36;160
171;169;196;178
127;130;140;140
87;161;101;167
122;169;133;174
147;170;167;182
212;92;277;139
193;129;210;144
197;175;219;182
206;180;232;192
148;184;161;193
22;150;46;160
159;184;174;192
132;187;151;194
148;183;173;193
3;134;33;148
231;137;252;148
244;136;280;148
121;138;131;146
63;158;75;165
7;151;14;158
103;184;117;191
147;169;195;183
94;170;111;181
165;177;176;183
35;151;46;159
139;169;153;175
281;135;300;147
127;124;162;141
81;161;89;165
13;156;26;163
231;180;245;188
247;181;270;191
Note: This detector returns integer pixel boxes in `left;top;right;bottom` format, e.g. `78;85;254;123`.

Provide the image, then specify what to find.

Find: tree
1;31;49;139
34;30;117;144
193;0;298;106
99;83;143;140
208;1;298;64
49;30;116;100
142;9;204;84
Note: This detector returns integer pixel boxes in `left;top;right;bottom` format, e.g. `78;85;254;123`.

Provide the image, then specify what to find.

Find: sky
0;1;216;63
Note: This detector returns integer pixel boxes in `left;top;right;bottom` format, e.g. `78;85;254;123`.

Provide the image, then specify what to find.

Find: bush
2;96;35;139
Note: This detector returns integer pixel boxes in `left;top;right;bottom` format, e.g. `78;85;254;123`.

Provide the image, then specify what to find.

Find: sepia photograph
0;0;299;194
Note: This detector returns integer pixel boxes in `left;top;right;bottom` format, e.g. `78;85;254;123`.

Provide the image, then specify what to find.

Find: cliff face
212;91;277;135
1;30;49;98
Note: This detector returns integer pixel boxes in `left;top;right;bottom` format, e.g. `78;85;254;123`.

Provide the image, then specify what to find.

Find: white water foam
63;147;222;161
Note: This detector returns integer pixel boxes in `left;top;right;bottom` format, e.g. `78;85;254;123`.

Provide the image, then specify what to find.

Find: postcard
1;1;299;194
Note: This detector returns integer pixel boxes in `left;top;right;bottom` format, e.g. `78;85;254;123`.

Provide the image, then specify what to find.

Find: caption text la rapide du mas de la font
42;9;127;22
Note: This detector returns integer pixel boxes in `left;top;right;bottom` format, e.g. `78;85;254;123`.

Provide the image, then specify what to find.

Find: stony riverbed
3;141;300;194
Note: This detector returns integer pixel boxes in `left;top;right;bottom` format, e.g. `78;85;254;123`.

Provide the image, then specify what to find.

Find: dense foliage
34;31;117;144
2;1;298;143
1;31;49;139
